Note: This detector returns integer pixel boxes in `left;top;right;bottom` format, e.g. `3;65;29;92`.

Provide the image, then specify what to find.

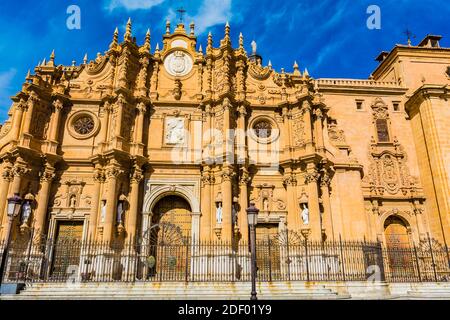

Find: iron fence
0;235;449;284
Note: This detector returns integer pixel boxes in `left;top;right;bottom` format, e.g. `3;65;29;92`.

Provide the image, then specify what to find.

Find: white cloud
190;0;232;34
0;68;17;111
106;0;166;11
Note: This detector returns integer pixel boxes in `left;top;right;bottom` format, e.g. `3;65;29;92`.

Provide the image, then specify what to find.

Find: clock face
164;50;193;77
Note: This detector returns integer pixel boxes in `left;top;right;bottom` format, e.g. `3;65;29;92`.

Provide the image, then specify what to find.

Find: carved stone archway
142;179;201;242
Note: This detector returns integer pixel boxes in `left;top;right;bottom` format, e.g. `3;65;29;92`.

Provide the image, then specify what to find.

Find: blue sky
0;0;449;121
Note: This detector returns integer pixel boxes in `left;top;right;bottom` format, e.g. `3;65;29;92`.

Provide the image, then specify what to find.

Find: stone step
6;281;344;300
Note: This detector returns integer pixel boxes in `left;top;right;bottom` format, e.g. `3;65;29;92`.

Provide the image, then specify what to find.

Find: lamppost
246;202;259;301
0;193;23;286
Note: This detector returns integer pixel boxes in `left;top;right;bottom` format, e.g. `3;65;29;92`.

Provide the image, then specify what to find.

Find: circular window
249;116;280;144
253;120;272;138
67;111;100;140
73;115;95;135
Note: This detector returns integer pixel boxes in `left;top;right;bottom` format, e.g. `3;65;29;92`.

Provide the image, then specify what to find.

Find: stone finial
239;32;244;49
268;60;272;68
303;68;310;79
225;21;230;36
49;50;55;66
155;42;160;53
143;29;151;52
190;21;195;35
124;18;132;42
83;53;88;64
199;44;203;53
293;61;301;76
110;27;119;49
42;58;47;66
166;20;171;34
251;40;257;55
207;31;213;49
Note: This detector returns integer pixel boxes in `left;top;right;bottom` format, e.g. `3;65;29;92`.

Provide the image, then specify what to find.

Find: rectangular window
356;100;363;110
393;102;400;111
376;119;390;142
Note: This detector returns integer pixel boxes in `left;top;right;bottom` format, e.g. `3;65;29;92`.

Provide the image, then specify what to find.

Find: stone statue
100;200;106;223
263;198;269;211
301;203;309;225
69;195;77;208
216;202;223;224
251;40;257;54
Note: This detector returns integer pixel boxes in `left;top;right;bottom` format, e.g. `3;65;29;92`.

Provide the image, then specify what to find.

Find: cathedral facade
0;20;449;253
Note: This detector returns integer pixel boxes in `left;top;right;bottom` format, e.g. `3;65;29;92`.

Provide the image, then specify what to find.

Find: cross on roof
177;7;186;23
403;28;416;46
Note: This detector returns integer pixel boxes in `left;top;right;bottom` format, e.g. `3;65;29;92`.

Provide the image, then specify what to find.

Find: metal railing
0;235;449;284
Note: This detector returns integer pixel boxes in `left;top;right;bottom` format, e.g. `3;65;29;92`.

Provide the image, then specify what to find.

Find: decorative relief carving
52;179;89;209
164;50;193;77
283;174;297;186
248;62;272;81
164;117;185;145
292;112;305;146
305;169;319;184
327;120;347;145
363;138;423;198
85;55;108;75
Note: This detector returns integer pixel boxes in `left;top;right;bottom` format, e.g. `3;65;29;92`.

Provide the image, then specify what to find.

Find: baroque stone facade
0;20;449;249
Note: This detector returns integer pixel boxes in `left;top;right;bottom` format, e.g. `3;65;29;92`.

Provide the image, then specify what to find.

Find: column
134;102;146;144
284;171;299;231
22;94;38;135
223;98;232;161
99;101;111;145
49;99;63;141
1;163;28;240
305;163;321;240
88;168;104;241
126;166;143;242
200;166;212;241
238;169;250;242
282;106;292;157
302;101;314;154
313;108;325;152
221;165;233;242
10;100;26;140
114;96;124;138
34;166;55;237
320;171;334;240
103;166;122;242
0;165;13;236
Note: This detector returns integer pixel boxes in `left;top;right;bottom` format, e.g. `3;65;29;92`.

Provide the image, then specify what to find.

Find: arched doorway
383;215;414;280
384;215;411;249
151;195;192;239
143;195;192;280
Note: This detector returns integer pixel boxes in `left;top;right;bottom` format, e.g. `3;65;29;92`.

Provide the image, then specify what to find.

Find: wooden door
50;221;84;280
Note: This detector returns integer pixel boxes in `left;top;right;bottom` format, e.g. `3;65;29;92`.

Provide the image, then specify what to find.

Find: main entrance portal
143;195;192;280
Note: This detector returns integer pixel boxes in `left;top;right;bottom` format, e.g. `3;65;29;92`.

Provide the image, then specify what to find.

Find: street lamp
0;193;23;286
246;202;259;301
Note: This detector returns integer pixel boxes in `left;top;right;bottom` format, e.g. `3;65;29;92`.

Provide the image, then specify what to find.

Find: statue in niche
232;204;237;225
69;194;77;208
301;203;309;225
216;202;223;224
263;198;269;211
100;200;106;223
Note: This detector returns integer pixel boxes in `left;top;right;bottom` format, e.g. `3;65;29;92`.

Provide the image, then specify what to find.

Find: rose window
253;120;272;138
73;116;95;135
